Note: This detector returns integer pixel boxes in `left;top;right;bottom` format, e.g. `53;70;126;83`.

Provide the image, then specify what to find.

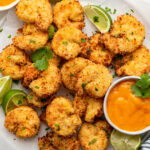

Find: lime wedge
0;76;12;104
84;5;112;33
110;129;141;150
2;89;27;114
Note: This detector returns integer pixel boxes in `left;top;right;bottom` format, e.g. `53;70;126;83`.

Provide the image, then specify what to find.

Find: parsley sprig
131;74;150;98
31;47;53;71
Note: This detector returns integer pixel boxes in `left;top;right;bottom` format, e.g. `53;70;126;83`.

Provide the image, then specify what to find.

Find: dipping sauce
0;0;16;7
107;80;150;132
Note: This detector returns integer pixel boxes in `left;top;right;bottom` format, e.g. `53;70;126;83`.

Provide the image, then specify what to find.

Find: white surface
0;0;150;149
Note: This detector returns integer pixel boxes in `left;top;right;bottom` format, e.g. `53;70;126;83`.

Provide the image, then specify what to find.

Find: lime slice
2;89;27;114
84;5;112;33
0;76;12;104
110;129;141;150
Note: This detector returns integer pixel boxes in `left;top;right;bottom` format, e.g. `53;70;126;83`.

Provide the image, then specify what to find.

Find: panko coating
76;64;113;98
0;45;30;80
13;31;48;52
4;106;40;138
114;46;150;76
79;121;111;150
16;0;53;31
61;57;93;91
38;132;79;150
53;0;85;30
29;62;61;98
27;92;52;107
52;26;88;60
102;15;145;54
73;94;103;123
46;97;82;136
89;33;113;66
46;42;61;67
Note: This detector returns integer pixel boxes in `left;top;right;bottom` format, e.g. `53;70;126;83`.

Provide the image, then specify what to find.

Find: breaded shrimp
16;0;53;31
79;121;111;150
27;92;52;108
73;94;103;123
29;62;61;98
13;31;48;52
46;42;61;67
46;97;82;136
0;45;30;80
53;0;84;30
82;33;113;66
76;64;112;98
52;26;88;60
22;63;40;88
114;46;150;76
102;15;145;54
38;132;80;150
5;106;40;138
61;57;93;91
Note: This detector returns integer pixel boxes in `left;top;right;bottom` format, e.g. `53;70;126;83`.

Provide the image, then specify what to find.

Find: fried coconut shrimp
76;64;112;98
114;46;150;76
102;15;145;54
52;26;88;60
38;132;79;150
23;63;61;98
5;106;40;138
46;97;82;136
27;92;52;107
73;94;103;123
0;45;30;80
82;33;113;66
53;0;84;30
13;24;48;52
61;57;93;91
46;42;61;67
79;121;112;150
16;0;53;31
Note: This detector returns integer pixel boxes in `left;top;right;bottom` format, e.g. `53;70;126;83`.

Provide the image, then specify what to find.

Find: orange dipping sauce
107;80;150;132
0;0;16;7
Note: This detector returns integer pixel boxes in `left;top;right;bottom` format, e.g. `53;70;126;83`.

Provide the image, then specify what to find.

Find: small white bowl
0;0;20;11
104;76;150;135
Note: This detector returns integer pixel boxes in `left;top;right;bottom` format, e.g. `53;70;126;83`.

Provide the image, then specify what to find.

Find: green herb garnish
48;25;56;40
7;56;10;59
113;9;117;14
70;73;74;77
89;139;96;145
81;38;86;42
28;95;33;101
129;55;133;60
82;83;87;88
18;100;22;105
95;87;98;91
62;41;68;45
34;125;37;129
45;127;50;131
131;74;150;98
55;124;60;131
32;47;53;71
130;9;134;13
93;16;99;22
30;40;36;44
0;68;2;72
35;86;40;89
8;35;11;38
0;29;3;32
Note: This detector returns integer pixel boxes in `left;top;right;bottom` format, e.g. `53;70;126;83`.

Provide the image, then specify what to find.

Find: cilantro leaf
34;56;49;71
136;74;150;89
142;88;150;98
131;85;142;97
31;47;53;62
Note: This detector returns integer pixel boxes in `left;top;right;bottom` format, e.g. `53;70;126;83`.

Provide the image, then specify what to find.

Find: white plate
0;0;150;149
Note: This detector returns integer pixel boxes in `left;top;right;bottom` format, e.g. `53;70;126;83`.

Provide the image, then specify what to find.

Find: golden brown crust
52;26;88;60
73;94;103;123
16;0;53;31
114;46;150;76
0;44;30;80
38;132;79;150
76;64;113;98
53;0;85;30
61;57;93;91
5;106;40;138
79;121;111;150
46;97;82;136
102;15;145;54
